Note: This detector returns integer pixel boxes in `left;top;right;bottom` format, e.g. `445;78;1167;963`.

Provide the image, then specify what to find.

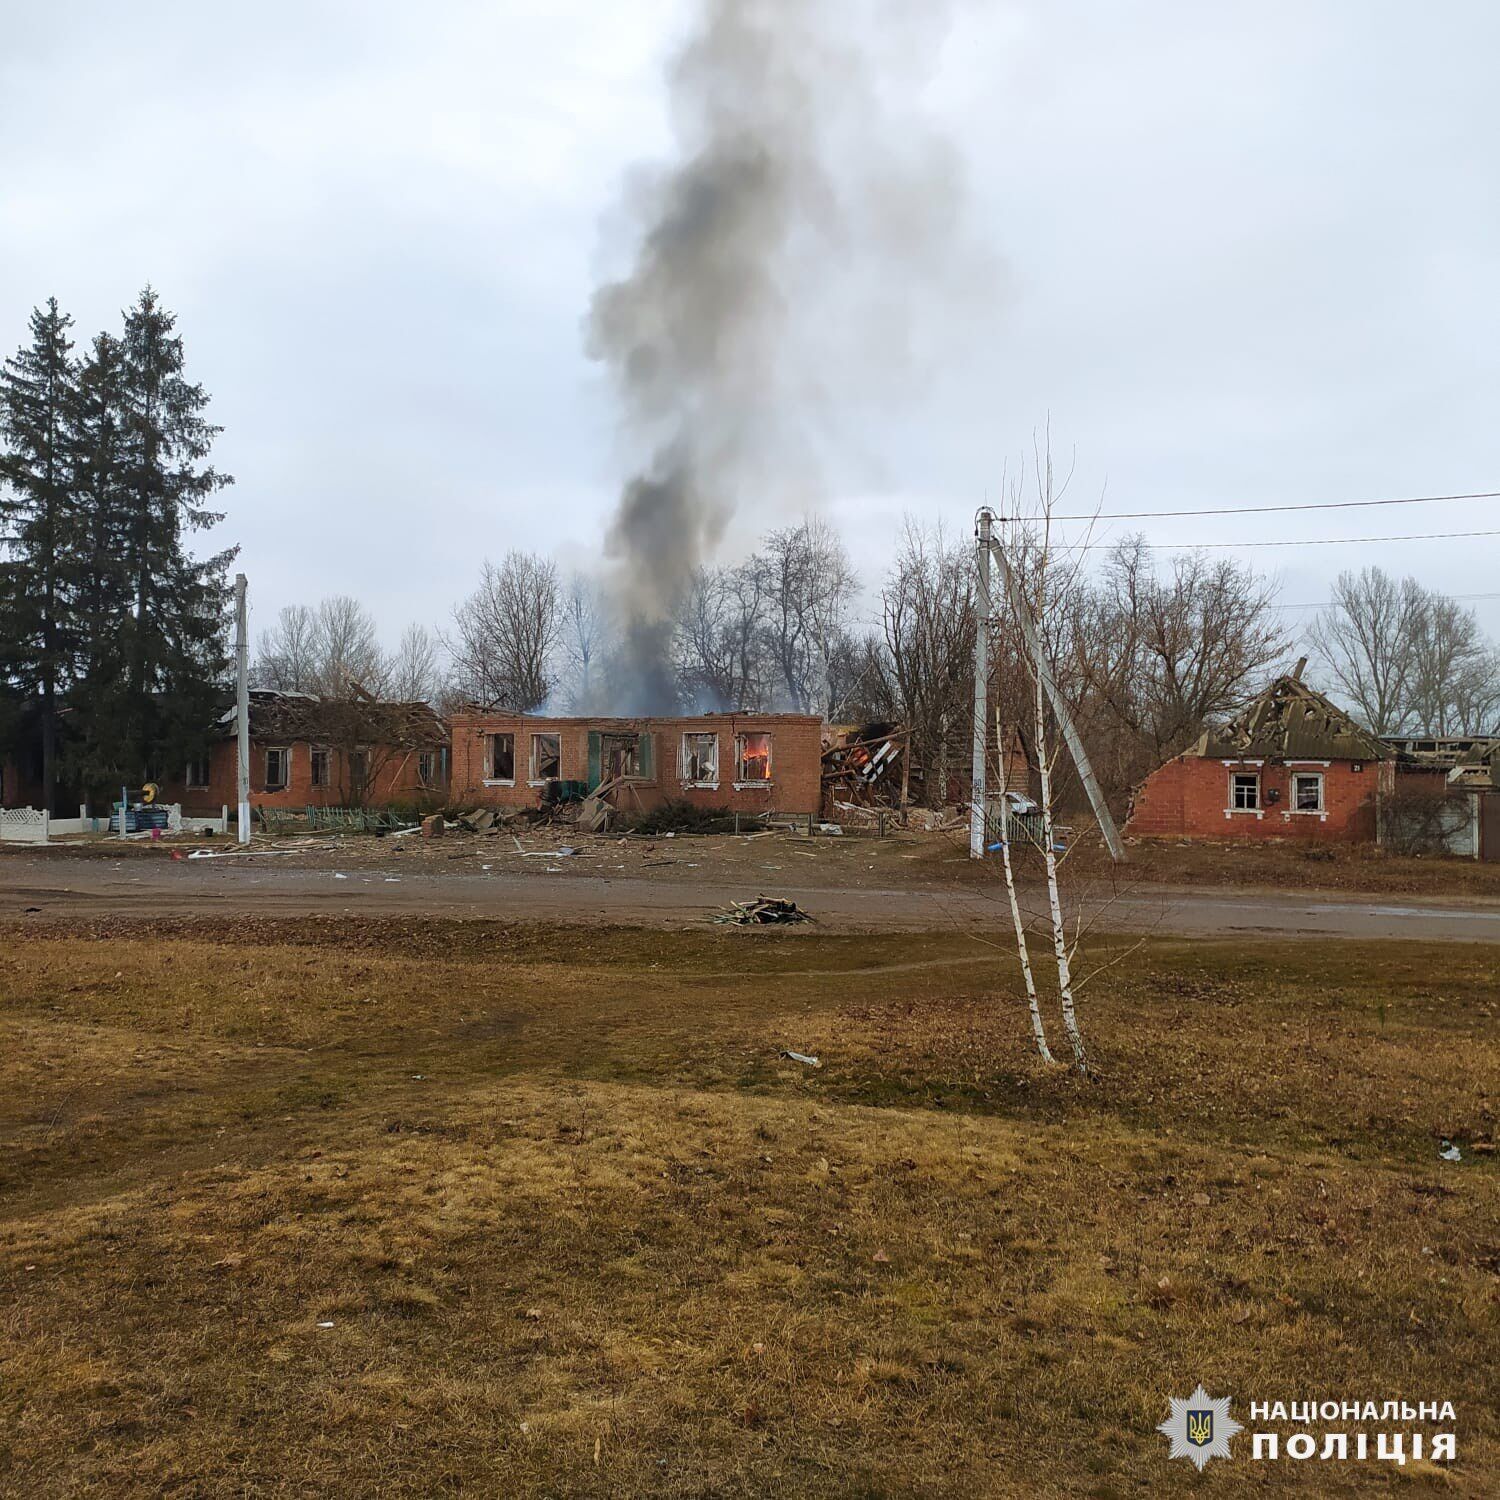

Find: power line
1272;591;1500;610
1066;527;1500;551
1044;488;1500;522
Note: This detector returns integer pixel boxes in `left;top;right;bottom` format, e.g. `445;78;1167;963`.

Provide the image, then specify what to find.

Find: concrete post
970;508;993;860
235;574;251;844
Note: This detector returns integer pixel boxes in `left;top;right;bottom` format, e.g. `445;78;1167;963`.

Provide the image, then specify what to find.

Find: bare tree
253;597;389;697
763;518;857;714
1309;567;1426;734
557;572;606;712
1409;593;1500;735
446;551;561;710
308;595;390;697
675;558;770;710
1077;536;1289;770
1006;443;1092;1072
388;623;440;704
880;520;976;806
252;604;319;692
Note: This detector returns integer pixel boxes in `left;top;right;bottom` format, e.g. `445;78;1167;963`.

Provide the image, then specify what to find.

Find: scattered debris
1439;1140;1462;1162
421;814;444;840
454;808;499;834
712;896;812;926
186;848;303;860
780;1049;821;1068
521;847;578;858
316;1320;335;1329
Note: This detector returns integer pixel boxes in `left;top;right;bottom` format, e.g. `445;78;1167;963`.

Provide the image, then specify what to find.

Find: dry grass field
1;916;1496;1496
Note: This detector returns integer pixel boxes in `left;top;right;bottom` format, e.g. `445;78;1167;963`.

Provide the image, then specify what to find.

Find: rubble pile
711;896;812;926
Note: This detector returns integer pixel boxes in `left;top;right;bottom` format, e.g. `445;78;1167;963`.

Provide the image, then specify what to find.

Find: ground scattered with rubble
1;916;1495;1494
30;819;1500;900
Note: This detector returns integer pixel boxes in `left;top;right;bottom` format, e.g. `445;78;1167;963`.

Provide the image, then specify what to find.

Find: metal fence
300;806;415;834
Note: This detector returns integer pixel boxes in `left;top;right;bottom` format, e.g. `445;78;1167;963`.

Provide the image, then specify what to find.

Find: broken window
1230;772;1259;810
1293;773;1323;812
265;747;289;791
418;751;437;785
531;733;561;781
349;751;368;796
186;755;211;789
488;734;515;782
681;732;718;783
310;747;330;788
736;731;772;783
601;733;639;780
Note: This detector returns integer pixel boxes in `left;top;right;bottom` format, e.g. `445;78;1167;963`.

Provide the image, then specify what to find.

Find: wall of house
1125;755;1382;842
155;738;448;813
449;713;824;816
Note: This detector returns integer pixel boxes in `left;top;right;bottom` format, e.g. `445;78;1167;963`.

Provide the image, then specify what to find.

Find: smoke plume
588;0;977;712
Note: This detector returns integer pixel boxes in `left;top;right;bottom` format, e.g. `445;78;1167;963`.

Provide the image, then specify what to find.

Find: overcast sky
3;0;1497;651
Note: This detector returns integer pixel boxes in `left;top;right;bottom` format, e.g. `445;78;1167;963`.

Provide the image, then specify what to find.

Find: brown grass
0;917;1496;1496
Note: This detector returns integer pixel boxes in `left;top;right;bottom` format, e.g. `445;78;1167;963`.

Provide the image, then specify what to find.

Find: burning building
448;709;823;818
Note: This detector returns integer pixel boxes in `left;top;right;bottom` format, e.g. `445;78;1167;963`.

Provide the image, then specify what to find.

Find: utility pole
234;573;251;844
969;508;993;860
984;535;1125;863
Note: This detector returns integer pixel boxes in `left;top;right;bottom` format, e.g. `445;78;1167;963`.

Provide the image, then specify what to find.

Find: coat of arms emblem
1158;1385;1242;1471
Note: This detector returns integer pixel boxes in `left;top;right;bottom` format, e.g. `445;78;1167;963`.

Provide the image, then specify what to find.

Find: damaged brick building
1125;669;1499;858
1125;672;1390;843
153;689;449;814
448;710;823;817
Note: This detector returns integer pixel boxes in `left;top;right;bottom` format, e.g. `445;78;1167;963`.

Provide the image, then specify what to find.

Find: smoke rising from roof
587;0;980;713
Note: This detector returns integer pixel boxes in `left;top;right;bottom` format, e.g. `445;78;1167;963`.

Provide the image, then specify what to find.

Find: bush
1380;785;1471;857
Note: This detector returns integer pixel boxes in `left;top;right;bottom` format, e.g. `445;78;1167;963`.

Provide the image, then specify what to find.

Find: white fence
0;807;49;843
0;804;229;843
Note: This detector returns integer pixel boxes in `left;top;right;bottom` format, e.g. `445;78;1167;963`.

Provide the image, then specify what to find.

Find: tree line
0;293;233;810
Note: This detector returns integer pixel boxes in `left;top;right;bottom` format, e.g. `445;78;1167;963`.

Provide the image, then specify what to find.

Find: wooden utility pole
234;573;251;844
969;508;993;860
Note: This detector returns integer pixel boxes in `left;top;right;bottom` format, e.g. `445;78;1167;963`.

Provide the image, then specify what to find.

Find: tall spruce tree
0;299;79;812
65;333;132;761
73;287;235;786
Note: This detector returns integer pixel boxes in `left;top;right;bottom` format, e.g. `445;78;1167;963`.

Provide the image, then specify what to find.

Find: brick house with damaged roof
151;688;449;815
1125;667;1499;858
1124;669;1393;843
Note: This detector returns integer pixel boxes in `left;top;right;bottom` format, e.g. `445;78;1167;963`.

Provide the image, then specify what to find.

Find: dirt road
4;847;1500;941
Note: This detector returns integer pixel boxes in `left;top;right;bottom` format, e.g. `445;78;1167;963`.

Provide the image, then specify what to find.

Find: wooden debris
711;896;812;926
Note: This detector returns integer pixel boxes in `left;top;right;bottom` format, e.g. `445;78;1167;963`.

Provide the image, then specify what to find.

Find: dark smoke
588;0;976;712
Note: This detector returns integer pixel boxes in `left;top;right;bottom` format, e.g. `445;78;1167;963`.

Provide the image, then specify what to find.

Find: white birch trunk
995;727;1054;1064
1034;670;1088;1072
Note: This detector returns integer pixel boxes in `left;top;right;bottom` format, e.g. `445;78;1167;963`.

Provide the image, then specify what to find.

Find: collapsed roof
1194;676;1389;762
1385;735;1500;789
218;689;447;747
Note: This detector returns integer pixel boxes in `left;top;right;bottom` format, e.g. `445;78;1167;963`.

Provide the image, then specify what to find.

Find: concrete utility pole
234;573;251;844
985;535;1125;863
969;508;993;860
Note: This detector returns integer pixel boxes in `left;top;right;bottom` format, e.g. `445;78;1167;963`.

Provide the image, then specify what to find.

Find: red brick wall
1125;755;1381;842
449;713;825;816
155;738;447;814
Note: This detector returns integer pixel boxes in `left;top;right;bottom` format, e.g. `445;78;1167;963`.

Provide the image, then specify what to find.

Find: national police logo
1158;1384;1242;1471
